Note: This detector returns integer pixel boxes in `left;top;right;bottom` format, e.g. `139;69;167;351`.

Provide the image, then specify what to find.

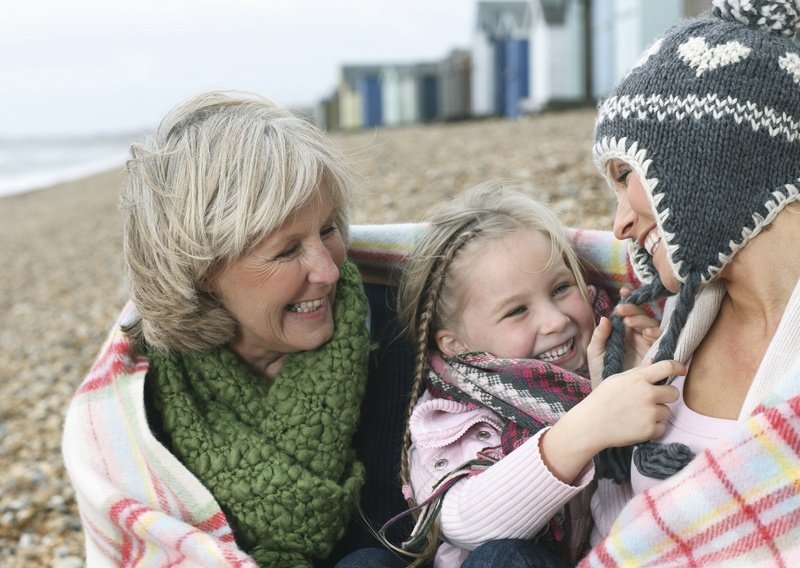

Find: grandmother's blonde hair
122;91;353;352
395;181;590;564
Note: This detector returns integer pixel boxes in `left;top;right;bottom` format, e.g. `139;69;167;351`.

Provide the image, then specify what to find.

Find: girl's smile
434;229;595;372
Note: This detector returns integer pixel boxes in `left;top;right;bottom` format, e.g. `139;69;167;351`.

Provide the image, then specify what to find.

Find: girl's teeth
536;339;573;362
287;298;325;313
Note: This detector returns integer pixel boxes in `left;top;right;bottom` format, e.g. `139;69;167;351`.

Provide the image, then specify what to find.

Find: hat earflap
596;272;703;483
602;280;673;379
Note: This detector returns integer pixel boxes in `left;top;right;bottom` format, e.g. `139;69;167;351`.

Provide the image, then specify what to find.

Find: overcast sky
1;0;476;138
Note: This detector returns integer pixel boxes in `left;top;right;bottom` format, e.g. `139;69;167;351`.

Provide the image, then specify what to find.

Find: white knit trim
678;37;752;77
597;94;800;144
595;136;800;282
710;182;800;279
779;52;800;85
593;136;685;284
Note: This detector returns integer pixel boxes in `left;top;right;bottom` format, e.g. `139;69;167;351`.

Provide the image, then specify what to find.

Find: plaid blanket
349;225;642;296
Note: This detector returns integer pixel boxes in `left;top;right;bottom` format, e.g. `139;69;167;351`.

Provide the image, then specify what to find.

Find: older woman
62;92;408;567
584;0;800;565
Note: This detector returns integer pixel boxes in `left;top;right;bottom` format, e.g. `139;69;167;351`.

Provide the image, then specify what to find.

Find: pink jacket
408;390;596;567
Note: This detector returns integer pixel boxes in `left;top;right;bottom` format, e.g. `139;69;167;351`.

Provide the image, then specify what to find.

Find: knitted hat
595;0;800;372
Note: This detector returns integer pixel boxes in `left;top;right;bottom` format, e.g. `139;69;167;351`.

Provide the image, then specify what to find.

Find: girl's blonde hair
395;181;590;564
121;91;353;352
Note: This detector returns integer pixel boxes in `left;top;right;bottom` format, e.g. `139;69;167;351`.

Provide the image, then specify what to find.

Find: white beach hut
525;0;588;112
382;64;421;126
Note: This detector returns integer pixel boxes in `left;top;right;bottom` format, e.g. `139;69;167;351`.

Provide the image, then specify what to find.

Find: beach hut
382;64;420;126
358;74;383;128
525;0;588;112
590;0;711;99
316;91;340;131
415;62;441;123
471;1;531;117
338;65;383;130
438;49;472;121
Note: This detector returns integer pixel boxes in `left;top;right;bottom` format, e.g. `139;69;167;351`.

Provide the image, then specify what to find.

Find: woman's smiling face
212;183;345;367
609;159;680;293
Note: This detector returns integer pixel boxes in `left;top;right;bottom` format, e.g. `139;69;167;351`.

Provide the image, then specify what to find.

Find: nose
613;192;636;240
539;303;570;335
307;242;340;285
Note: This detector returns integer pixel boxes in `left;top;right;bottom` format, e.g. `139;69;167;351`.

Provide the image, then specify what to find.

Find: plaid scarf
428;352;593;454
393;286;612;557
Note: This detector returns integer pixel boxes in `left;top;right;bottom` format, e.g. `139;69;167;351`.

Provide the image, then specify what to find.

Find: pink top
631;371;737;495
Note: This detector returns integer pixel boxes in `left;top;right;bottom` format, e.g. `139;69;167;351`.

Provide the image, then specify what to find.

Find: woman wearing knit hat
583;0;800;565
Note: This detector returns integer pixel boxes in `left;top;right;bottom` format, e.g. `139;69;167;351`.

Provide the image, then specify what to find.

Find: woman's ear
198;264;222;294
435;329;468;356
198;276;216;293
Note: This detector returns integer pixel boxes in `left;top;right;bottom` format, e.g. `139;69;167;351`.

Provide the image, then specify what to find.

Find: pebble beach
0;106;615;566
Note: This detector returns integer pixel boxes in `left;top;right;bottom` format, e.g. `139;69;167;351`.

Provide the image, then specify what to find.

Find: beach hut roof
535;0;570;25
341;64;384;89
476;1;530;38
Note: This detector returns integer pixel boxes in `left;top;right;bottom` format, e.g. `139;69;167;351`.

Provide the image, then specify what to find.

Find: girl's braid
399;222;480;503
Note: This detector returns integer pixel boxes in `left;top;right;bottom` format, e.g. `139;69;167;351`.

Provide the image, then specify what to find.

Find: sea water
0;132;144;198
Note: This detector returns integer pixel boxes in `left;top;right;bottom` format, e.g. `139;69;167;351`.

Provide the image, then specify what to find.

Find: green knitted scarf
146;260;370;567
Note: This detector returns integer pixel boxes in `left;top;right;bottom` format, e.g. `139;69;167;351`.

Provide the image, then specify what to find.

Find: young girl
392;183;683;567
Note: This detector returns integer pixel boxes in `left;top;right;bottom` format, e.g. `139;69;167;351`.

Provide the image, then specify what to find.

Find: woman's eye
321;224;338;238
614;168;631;186
275;244;300;260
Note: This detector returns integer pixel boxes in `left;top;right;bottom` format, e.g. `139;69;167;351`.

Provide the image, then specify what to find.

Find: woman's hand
540;360;682;484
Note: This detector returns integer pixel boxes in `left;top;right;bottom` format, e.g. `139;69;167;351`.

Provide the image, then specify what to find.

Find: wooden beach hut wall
382;65;420;126
501;34;530;117
416;62;441;123
358;74;383;128
526;0;587;112
315;90;341;131
438;49;472;121
590;0;711;99
471;1;531;117
471;8;496;117
338;67;363;130
590;0;617;100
